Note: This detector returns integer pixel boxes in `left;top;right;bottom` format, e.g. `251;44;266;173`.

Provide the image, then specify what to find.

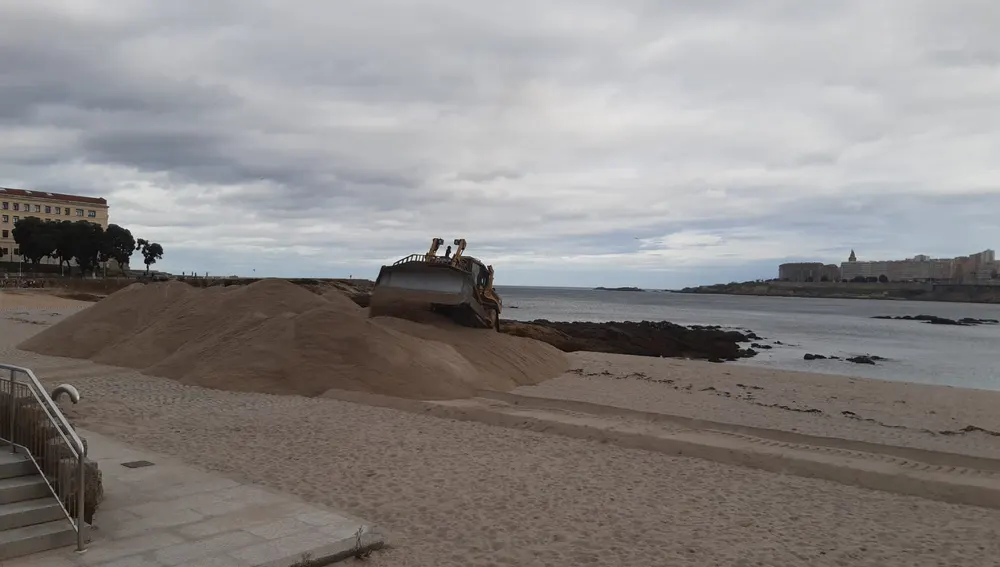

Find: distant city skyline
780;248;998;284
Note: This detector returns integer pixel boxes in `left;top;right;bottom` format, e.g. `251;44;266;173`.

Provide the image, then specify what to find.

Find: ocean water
496;286;1000;391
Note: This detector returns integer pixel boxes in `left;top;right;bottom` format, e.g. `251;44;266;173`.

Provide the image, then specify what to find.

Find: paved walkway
8;430;385;567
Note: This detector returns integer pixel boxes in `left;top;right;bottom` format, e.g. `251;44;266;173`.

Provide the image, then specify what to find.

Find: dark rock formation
803;353;827;360
500;319;759;361
872;314;999;326
593;286;645;292
846;355;885;365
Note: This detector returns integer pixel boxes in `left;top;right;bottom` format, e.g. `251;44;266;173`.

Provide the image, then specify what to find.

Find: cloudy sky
2;1;998;287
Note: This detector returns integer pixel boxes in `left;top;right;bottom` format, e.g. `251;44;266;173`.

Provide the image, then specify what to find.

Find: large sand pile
18;279;567;399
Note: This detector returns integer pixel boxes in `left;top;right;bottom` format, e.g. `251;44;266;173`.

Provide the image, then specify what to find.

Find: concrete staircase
0;450;76;561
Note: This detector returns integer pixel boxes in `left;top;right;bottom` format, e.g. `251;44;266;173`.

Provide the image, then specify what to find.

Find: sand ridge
18;279;567;399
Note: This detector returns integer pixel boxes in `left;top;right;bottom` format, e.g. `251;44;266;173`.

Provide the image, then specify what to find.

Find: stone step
0;453;35;481
0;519;75;561
0;498;64;531
0;476;49;505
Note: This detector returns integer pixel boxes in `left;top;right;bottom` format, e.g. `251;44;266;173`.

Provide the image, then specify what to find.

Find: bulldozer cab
370;238;502;330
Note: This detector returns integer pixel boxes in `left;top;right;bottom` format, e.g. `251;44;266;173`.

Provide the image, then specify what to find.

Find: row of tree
1;217;164;275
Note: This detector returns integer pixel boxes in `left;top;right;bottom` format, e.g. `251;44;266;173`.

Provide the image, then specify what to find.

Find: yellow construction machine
369;238;503;330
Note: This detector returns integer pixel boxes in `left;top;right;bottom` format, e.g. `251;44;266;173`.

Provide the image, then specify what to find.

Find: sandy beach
3;290;1000;566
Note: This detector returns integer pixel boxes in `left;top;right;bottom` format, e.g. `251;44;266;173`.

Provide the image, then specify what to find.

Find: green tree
69;221;105;276
136;239;164;274
878;274;889;283
52;221;76;273
102;224;136;272
11;216;57;266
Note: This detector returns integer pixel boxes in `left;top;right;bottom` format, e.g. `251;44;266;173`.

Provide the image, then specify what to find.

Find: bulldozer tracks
421;393;1000;510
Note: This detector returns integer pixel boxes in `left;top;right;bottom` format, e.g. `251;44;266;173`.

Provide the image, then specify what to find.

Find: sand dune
18;279;567;399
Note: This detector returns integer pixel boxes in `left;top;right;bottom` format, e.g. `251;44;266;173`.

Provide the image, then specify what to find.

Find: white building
841;249;997;282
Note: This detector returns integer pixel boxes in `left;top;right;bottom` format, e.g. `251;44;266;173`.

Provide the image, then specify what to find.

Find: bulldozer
369;238;503;330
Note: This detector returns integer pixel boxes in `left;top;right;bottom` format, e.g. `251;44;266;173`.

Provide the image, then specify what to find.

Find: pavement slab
3;429;386;567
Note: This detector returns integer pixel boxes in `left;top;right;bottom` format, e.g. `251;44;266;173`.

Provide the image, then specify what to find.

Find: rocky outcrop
500;319;759;362
803;353;884;364
873;315;999;326
846;355;885;365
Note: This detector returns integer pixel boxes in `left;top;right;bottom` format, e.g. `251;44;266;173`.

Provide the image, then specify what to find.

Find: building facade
778;262;842;282
0;187;110;265
841;249;997;283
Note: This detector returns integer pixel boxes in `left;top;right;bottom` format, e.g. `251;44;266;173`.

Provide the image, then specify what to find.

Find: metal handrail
0;364;86;552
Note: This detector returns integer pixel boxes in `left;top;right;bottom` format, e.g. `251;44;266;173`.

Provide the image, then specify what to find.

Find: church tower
848;249;857;262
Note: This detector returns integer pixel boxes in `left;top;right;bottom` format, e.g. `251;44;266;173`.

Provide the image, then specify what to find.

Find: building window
54;207;61;214
75;208;83;216
12;216;18;223
23;204;29;211
64;208;70;215
12;203;18;211
1;202;7;210
33;204;40;212
44;206;51;214
13;248;19;256
87;210;96;218
1;215;6;223
1;230;6;238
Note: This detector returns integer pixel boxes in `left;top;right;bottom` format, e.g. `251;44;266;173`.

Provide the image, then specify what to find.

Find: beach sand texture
16;280;567;399
3;290;1000;565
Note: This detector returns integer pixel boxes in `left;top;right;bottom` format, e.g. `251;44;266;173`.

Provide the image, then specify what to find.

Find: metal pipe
9;369;15;455
50;384;80;405
76;453;85;551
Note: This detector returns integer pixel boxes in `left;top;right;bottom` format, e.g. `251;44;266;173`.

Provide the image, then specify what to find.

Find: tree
69;221;105;276
851;275;867;283
102;224;136;271
11;216;56;266
52;220;76;273
136;239;164;274
820;275;830;282
878;274;889;283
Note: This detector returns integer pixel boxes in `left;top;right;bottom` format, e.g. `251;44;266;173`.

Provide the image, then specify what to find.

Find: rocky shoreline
872;314;999;326
500;319;761;362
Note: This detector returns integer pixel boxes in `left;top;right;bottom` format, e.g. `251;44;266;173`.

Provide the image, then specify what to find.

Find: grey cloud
1;0;998;285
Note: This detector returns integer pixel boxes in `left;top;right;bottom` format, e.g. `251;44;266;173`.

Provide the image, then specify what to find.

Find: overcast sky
2;1;998;287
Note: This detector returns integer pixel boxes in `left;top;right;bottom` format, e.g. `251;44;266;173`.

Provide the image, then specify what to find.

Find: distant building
0;187;110;265
778;262;841;282
841;249;998;283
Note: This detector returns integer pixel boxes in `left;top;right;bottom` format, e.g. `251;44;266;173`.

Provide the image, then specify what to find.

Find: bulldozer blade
369;263;493;328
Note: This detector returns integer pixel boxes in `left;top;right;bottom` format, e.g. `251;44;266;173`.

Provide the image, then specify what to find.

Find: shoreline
676;282;1000;304
4;302;1000;564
